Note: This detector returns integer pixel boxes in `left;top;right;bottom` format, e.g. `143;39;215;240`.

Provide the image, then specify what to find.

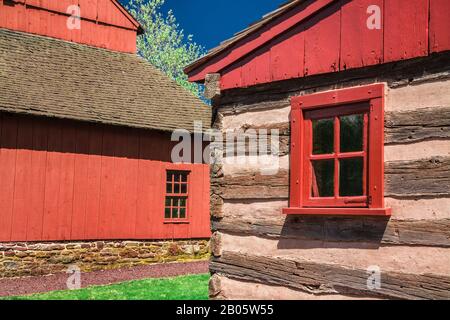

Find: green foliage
4;274;209;300
127;0;206;98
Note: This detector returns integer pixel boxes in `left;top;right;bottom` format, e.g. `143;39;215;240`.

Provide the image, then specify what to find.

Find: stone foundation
0;240;210;278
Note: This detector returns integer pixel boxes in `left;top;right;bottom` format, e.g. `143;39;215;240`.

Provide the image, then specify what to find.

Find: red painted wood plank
39;0;76;14
240;48;271;88
42;122;62;240
0;1;27;32
84;125;103;239
26;118;48;241
384;0;429;62
270;24;304;82
429;0;450;53
304;2;341;76
56;123;76;240
71;123;90;240
221;65;242;90
111;127;129;238
190;164;210;239
0;114;18;242
10;116;34;241
340;0;383;70
97;0;135;30
98;127;117;239
135;134;157;239
202;164;211;237
122;130;139;237
79;0;97;21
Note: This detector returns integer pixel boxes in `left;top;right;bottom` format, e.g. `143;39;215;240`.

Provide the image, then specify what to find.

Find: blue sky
120;0;286;50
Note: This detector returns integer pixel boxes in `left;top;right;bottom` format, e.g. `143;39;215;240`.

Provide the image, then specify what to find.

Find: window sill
282;207;392;217
164;220;190;225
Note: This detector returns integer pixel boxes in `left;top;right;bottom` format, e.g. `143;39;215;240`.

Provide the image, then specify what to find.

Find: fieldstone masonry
0;240;210;278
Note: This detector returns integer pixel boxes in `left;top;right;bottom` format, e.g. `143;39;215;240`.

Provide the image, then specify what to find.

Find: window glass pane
181;183;187;194
179;208;186;219
312;118;334;155
340;114;364;153
180;198;186;207
167;172;172;182
339;158;364;197
311;160;334;197
172;208;179;219
174;173;181;183
181;173;188;182
174;183;180;194
165;198;171;207
166;183;172;193
165;208;171;219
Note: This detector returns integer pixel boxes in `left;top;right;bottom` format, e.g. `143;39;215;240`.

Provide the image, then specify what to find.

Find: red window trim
164;166;192;224
283;84;391;217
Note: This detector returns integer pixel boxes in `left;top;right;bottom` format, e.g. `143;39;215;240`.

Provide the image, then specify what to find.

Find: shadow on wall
277;215;390;250
0;113;207;163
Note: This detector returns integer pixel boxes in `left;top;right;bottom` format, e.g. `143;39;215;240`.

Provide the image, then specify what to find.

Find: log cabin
186;0;450;300
0;0;211;278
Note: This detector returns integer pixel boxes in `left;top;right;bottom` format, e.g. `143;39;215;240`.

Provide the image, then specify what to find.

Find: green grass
4;274;209;300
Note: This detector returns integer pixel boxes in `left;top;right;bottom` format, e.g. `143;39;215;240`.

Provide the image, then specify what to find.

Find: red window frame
283;84;391;216
164;169;191;223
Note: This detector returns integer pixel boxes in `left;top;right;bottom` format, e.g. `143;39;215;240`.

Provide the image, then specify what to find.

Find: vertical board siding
84;125;103;239
0;115;17;241
0;0;137;53
217;0;448;90
42;121;62;240
383;0;429;62
71;123;90;240
10;117;33;241
270;24;305;82
429;0;450;53
0;114;211;242
27;118;48;241
303;2;341;76
340;0;383;69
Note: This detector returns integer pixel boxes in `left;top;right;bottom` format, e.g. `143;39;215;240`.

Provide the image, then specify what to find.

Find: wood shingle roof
0;28;211;133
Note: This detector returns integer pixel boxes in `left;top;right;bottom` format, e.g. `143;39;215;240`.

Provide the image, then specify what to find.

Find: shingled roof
0;28;211;133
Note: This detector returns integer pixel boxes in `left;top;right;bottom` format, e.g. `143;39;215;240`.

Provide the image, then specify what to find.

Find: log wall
209;54;450;300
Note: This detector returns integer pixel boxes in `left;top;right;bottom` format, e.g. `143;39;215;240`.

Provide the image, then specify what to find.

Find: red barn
0;0;211;278
187;0;450;299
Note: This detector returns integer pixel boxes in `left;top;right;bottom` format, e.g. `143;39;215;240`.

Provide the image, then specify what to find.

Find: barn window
165;171;189;221
283;84;391;216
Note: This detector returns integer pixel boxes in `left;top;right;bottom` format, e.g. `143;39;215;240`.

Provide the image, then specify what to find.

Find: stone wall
0;240;210;278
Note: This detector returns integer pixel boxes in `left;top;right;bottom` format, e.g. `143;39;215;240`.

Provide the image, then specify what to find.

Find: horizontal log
385;157;450;197
212;157;450;200
211;170;289;200
385;107;450;144
212;216;450;247
211;251;450;300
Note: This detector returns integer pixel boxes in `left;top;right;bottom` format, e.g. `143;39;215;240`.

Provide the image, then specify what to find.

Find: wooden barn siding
0;0;137;53
219;0;450;90
0;113;211;242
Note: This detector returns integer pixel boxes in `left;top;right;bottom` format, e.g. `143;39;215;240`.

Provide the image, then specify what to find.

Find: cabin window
165;171;189;221
283;84;391;216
